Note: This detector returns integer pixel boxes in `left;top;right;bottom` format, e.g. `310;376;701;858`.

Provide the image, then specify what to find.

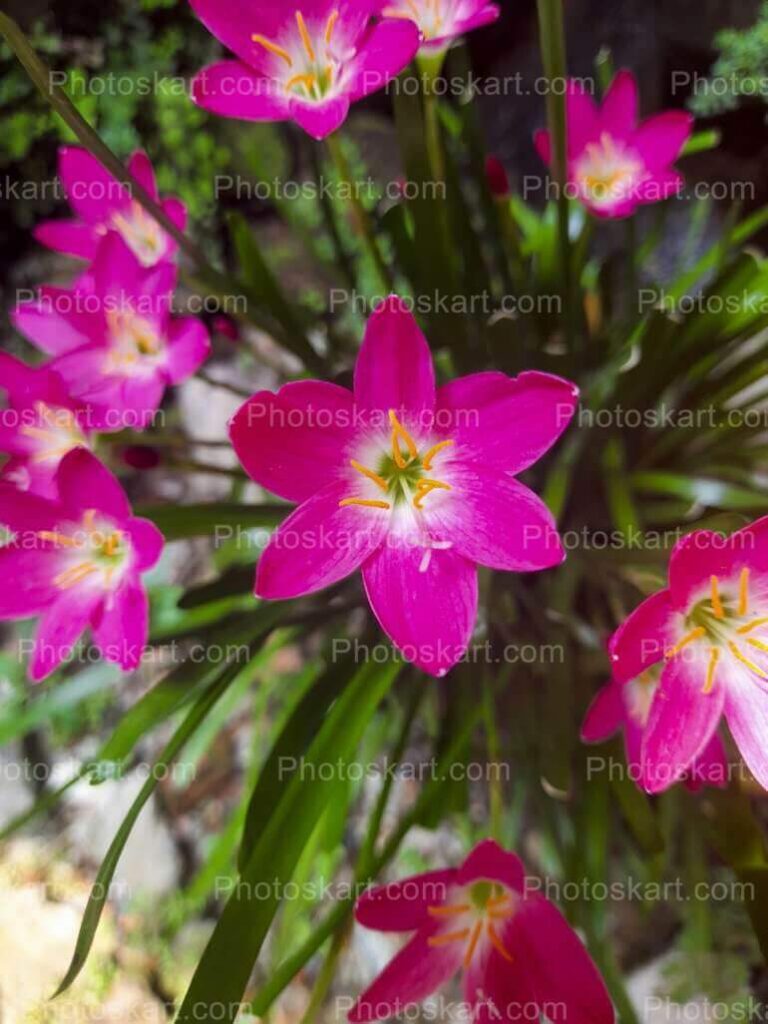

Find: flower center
19;401;88;464
339;410;454;513
38;508;129;591
106;311;164;375
426;881;515;967
667;569;768;693
112;201;166;267
252;10;345;102
382;0;445;40
574;132;644;207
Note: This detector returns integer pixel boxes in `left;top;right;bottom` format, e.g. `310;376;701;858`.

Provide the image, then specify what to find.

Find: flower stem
325;132;395;294
418;51;447;186
483;672;504;842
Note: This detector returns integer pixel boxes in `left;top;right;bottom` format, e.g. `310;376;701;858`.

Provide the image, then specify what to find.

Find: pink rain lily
35;147;186;267
230;296;577;677
379;0;500;52
581;667;729;793
0;352;95;499
535;70;693;219
349;840;615;1024
609;518;768;793
13;233;210;431
0;448;163;682
189;0;420;140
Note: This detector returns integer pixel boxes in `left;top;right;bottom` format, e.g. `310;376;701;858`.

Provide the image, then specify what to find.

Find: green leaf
135;502;284;540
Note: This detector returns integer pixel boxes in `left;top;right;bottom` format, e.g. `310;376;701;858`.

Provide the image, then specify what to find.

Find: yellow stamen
325;9;339;43
413;479;452;510
295;11;316;61
702;647;720;695
389;409;419;469
339;498;391;510
37;530;79;548
739;567;750;617
421;440;454;471
737;617;768;635
710;575;725;619
251;34;293;66
53;562;98;589
748;638;768;654
103;533;121;557
427;928;470;947
463;921;482;967
486;922;515;963
486;894;509;908
665;627;705;659
350;459;389;493
728;641;768;679
285;72;317;93
83;510;97;531
428;903;471;917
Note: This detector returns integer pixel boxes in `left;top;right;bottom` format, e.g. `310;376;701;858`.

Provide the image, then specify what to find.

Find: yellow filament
339;498;391;510
350;459;389;492
428;903;471;917
37;530;79;549
83;510;97;530
251;34;293;66
748;638;768;654
487;922;515;963
665;627;705;659
295;11;316;61
727;641;768;679
463;921;482;967
739;567;750;617
421;440;454;470
702;647;720;695
413;479;451;510
737;616;768;635
389;409;419;468
427;928;470;947
285;72;317;93
710;575;724;619
325;9;339;43
53;562;97;589
20;424;58;442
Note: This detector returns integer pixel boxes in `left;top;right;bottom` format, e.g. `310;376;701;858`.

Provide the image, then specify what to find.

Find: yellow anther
413;479;451;510
487;922;515;963
737;617;768;635
388;409;419;469
427;928;471;947
728;641;768;679
710;575;725;619
285;72;317;94
350;460;389;493
325;9;339;43
702;647;720;694
251;34;293;66
103;533;121;557
665;627;705;659
421;440;454;471
295;11;316;61
339;498;391;510
739;567;750;617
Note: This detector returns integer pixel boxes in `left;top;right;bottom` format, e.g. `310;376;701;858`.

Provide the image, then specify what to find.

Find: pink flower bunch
0;147;211;680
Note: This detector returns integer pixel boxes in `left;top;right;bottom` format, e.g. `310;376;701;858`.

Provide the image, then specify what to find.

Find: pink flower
485;155;510;198
608;519;768;793
535;70;693;219
13;234;210;432
581;667;729;792
35;147;186;267
0;449;163;682
189;0;420;140
230;296;577;677
0;352;94;499
378;0;500;52
349;840;615;1024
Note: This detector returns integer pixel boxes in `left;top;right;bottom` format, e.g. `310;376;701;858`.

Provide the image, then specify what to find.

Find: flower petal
600;70;638;136
362;540;477;677
436;371;578;475
640;651;725;794
33;220;98;261
124;517;165;572
355;869;458;932
534;128;551;166
256;482;387;599
457;839;526;892
581;683;624;743
632;111;693;171
346;18;420;102
55;449;131;522
290;96;351;140
30;588;102;683
58;146;127;224
0;547;60;617
686;732;729;792
608;589;675;685
723;670;768;791
463;914;537;1024
166;317;211;383
191;62;290;121
230;383;356;503
354;297;436;422
12;295;92;356
566;81;600;157
127;151;158;200
91;576;149;671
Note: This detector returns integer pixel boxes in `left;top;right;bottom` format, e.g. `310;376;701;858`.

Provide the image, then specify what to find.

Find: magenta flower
0;449;163;682
608;519;768;793
35;147;186;267
13;234;210;431
535;70;693;219
349;840;615;1024
0;352;94;499
379;0;500;52
230;296;577;677
189;0;420;140
581;667;729;792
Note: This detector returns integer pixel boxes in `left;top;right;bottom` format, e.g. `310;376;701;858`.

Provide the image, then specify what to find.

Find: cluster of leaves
689;0;768;117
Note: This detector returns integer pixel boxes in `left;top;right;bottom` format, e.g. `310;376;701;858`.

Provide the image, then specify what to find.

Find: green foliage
690;1;768;116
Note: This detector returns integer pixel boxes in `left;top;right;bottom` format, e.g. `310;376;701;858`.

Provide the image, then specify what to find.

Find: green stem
325;133;395;294
298;924;349;1024
483;673;503;842
196;370;253;400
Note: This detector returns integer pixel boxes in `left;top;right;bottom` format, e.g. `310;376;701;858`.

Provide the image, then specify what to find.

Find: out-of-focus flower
120;445;163;471
35;147;186;267
485;155;510;198
189;0;420;140
379;0;500;52
13;234;210;432
349;839;615;1024
0;449;163;681
0;353;93;499
212;315;240;343
581;667;729;792
535;70;693;218
609;520;768;792
230;295;577;677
